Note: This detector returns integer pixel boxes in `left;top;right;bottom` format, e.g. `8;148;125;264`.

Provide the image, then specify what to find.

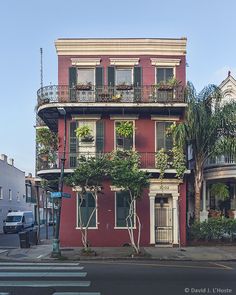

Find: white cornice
109;57;140;66
55;38;187;56
71;58;101;66
110;115;139;120
151;115;180;121
71;114;101;120
150;58;181;66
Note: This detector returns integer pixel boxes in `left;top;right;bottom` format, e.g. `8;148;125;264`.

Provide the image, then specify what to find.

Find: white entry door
155;196;173;244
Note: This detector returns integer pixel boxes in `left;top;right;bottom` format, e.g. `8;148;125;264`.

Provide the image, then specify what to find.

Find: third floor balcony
37;84;186;107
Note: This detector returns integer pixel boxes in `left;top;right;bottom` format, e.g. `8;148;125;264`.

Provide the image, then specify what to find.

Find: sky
0;0;236;175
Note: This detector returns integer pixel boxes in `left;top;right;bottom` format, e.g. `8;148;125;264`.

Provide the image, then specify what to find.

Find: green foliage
156;148;168;180
36;127;58;154
116;121;133;138
110;150;150;200
75;125;92;139
172;145;186;180
210;183;229;201
190;218;236;241
65;154;110;191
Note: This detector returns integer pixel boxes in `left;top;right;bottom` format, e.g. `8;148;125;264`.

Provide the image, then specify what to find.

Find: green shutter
165;122;173;151
96;120;104;153
116;191;133;227
69;121;77;167
134;66;142;102
96;67;104;86
79;193;96;227
69;67;77;101
108;66;115;86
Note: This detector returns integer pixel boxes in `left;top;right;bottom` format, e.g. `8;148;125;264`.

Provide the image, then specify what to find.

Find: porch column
149;195;155;244
200;180;208;222
172;194;179;246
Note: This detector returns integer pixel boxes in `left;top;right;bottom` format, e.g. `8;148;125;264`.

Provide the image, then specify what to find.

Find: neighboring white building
0;154;34;233
200;72;236;221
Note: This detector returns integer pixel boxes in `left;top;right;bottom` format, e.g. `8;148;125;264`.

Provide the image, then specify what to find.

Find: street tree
171;82;236;221
110;150;150;254
65;154;110;252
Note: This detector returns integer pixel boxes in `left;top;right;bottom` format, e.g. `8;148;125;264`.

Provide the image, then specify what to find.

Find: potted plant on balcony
154;78;181;91
76;82;92;91
112;93;122;102
76;125;94;143
116;83;133;91
116;121;133;138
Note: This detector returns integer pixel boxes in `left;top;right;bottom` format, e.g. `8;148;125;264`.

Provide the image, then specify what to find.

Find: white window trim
77;120;96;147
114;120;135;151
71;58;101;66
110;58;139;66
75;192;98;230
9;189;12;201
151;58;181;67
155;121;175;152
115;67;133;86
155;67;176;84
114;191;136;229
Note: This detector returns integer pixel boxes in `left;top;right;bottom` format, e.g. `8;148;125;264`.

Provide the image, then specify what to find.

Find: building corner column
172;194;179;246
149;195;155;244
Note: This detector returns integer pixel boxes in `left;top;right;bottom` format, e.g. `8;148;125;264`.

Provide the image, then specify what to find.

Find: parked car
3;211;34;234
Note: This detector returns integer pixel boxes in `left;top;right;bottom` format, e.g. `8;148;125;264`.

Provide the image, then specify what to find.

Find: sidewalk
1;243;236;261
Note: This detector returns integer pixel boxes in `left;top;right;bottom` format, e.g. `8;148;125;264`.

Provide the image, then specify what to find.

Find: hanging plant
210;183;229;201
156;148;169;181
36;127;58;154
172;145;186;180
116;121;133;138
76;125;94;142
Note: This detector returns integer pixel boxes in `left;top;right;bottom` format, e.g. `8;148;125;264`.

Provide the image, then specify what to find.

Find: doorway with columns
149;179;181;246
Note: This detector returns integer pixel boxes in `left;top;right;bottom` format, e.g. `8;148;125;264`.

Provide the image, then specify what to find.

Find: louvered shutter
96;120;104;153
134;66;142;102
156;122;165;150
69;67;77;101
108;66;115;86
69;121;77;167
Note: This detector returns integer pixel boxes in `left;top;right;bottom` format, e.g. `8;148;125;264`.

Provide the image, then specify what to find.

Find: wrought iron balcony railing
205;154;236;168
37;152;174;172
37;85;185;107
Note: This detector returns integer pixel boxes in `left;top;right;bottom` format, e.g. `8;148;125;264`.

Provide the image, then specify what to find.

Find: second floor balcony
205;154;236;168
37;84;186;108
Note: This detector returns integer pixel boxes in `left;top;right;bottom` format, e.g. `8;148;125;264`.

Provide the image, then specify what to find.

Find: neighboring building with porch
36;38;188;247
199;72;236;222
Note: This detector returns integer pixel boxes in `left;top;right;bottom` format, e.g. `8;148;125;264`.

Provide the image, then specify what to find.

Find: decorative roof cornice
55;38;187;56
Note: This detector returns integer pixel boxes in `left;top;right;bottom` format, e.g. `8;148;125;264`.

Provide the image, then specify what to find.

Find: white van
3;211;34;234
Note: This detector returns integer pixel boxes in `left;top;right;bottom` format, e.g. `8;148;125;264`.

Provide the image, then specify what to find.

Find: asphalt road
0;226;53;248
0;260;235;295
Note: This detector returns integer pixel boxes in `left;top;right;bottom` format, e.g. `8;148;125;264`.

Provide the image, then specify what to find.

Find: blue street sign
51;192;71;199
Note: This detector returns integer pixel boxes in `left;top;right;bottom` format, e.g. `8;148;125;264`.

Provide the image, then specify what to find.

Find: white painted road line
0;262;80;266
0;272;87;278
53;293;101;295
0;293;10;295
0;266;84;271
0;281;91;287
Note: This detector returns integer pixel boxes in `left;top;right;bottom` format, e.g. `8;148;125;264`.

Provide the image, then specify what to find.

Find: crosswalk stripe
0;272;87;277
53;293;101;295
0;293;10;295
0;281;91;287
0;266;84;271
0;262;80;266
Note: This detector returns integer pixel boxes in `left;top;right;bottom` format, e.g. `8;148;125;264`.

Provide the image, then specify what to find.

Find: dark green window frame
156;67;174;83
116;191;134;228
77;192;96;228
156;121;173;151
115;121;134;151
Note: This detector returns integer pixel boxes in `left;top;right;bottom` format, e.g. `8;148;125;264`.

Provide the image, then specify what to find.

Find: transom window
77;192;96;228
116;68;132;85
77;68;95;85
116;191;134;227
156;68;174;83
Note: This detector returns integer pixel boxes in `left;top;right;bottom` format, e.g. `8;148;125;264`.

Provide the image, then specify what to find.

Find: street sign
51;192;71;199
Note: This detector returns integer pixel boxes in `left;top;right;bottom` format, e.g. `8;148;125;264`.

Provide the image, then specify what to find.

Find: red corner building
37;38;188;247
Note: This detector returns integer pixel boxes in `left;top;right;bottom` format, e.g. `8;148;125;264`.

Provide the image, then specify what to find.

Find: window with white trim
156;68;174;83
9;189;12;201
115;121;134;150
77;192;96;228
156;122;173;151
0;187;3;199
77;68;95;86
116;68;132;86
116;191;134;228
